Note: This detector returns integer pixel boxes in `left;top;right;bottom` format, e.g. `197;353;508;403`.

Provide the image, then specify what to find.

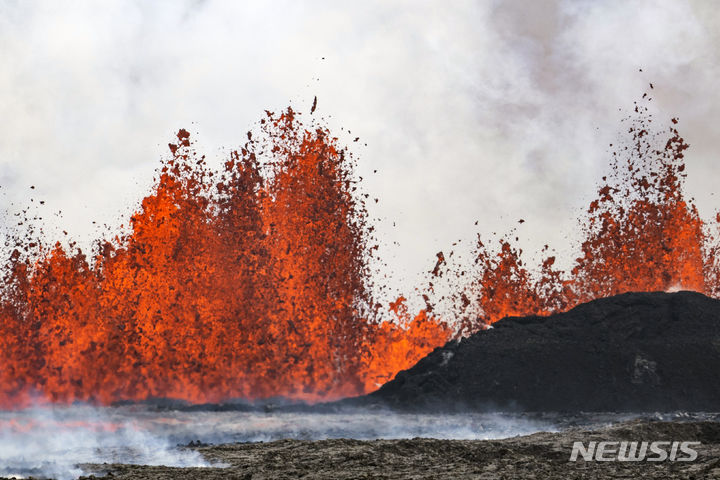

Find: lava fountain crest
1;96;719;407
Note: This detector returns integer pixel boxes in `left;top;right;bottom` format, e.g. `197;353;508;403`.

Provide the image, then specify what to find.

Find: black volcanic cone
365;291;720;412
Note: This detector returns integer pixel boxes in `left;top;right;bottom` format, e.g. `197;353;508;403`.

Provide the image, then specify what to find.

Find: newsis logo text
569;441;700;462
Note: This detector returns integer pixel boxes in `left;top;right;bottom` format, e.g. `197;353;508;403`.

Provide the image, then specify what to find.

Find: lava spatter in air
0;109;450;408
1;94;718;406
440;96;719;334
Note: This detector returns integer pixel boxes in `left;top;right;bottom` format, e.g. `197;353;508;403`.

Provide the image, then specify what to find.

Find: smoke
126;409;555;443
1;1;719;300
0;405;555;479
0;406;211;480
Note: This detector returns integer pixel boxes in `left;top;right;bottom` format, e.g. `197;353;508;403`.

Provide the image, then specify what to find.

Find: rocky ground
69;419;720;479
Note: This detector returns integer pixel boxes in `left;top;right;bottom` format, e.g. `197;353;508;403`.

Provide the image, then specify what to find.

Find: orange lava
0;108;450;408
445;99;719;333
1;96;718;407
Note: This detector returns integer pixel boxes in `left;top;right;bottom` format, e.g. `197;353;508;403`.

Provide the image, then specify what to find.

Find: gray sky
1;0;719;301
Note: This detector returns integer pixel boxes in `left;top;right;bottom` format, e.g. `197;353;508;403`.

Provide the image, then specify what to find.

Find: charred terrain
68;418;720;480
365;290;720;412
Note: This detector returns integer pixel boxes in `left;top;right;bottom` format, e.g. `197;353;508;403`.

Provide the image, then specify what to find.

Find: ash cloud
0;0;719;297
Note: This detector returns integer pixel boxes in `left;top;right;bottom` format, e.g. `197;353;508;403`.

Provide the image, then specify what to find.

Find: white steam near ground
0;405;557;479
0;406;211;479
1;1;719;301
2;406;718;479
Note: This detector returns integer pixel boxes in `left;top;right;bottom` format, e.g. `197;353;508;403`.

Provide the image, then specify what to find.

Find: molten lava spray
441;98;720;335
1;96;718;407
0;108;450;407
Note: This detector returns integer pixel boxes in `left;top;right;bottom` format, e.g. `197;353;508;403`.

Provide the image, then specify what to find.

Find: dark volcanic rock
77;420;720;480
366;291;720;412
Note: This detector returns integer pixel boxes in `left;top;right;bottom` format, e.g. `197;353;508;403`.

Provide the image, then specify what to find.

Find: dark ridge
356;291;720;412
